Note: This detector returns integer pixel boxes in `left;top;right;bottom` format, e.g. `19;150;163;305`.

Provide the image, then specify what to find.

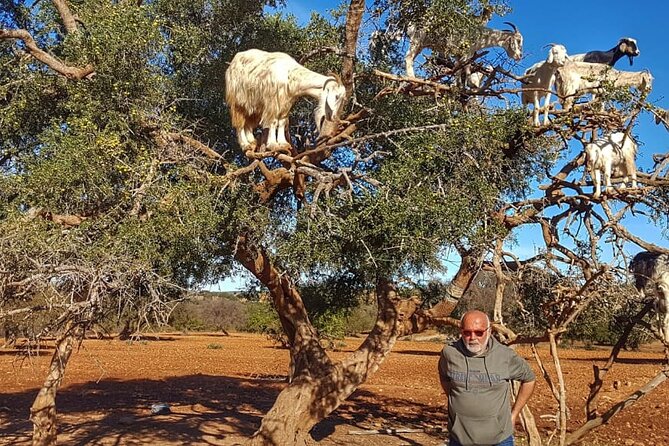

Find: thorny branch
1;1;93;79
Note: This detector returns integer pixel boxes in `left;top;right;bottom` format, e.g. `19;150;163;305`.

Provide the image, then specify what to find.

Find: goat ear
327;72;343;85
324;98;335;121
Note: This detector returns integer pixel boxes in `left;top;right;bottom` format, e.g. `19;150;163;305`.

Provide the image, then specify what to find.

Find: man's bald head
460;310;491;355
461;310;490;328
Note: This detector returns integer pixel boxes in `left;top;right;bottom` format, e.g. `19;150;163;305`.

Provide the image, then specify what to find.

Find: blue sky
209;0;669;291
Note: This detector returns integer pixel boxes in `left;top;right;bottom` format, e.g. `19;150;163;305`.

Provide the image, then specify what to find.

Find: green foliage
169;296;249;332
2;0;657;361
169;303;209;332
314;310;348;341
369;0;511;65
245;302;282;335
344;303;377;335
0;0;278;337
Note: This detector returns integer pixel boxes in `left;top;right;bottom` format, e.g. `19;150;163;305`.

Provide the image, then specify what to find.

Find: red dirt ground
1;332;668;445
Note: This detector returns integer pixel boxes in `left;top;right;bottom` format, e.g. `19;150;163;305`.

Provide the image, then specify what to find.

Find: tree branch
52;0;80;34
566;368;669;445
0;29;94;79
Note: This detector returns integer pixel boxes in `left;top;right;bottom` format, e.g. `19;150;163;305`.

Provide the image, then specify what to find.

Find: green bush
169;295;248;332
198;297;248;331
244;302;282;334
169;301;208;331
344;303;377;335
314;310;347;341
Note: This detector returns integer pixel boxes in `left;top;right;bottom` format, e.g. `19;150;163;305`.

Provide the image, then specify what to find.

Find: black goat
571;37;640;66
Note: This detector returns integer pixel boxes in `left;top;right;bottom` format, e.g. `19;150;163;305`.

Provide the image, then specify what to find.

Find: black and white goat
570;37;640;67
584;132;638;199
521;44;569;126
630;251;669;343
404;22;523;79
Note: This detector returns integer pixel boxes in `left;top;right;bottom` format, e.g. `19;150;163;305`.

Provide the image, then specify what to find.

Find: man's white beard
465;335;489;355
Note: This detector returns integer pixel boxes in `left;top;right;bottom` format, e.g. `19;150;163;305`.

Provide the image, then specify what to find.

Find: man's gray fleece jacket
438;336;535;446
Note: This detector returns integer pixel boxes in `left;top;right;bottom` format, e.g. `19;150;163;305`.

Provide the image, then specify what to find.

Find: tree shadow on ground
0;374;279;445
312;388;448;442
393;349;441;357
566;356;665;365
0;349;53;357
0;375;448;445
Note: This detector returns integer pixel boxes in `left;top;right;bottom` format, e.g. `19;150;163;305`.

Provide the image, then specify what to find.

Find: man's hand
511;380;536;426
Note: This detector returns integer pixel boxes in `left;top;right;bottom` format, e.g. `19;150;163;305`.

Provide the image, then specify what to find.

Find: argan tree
3;1;669;446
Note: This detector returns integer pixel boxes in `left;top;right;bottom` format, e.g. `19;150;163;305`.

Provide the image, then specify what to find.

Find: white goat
630;251;669;343
584;132;638;199
521;44;569;126
225;49;346;153
404;22;523;79
654;108;669;131
570;37;640;67
555;61;653;110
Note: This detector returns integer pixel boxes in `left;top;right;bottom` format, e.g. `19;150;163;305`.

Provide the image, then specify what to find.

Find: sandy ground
1;332;668;445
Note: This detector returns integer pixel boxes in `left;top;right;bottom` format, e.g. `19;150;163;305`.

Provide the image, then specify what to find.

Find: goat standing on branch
555;61;653;110
521;44;569;126
584;132;638;199
570;37;640;67
404;22;523;79
225;49;346;154
630;251;669;343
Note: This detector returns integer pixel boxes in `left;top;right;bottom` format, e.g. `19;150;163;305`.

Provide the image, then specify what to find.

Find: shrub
314;310;347;341
244;302;282;334
344;303;377;335
168;295;249;332
169;301;208;331
197;297;248;331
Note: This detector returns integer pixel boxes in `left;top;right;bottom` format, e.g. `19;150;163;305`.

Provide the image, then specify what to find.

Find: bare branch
52;0;80;34
566;368;669;445
0;29;94;79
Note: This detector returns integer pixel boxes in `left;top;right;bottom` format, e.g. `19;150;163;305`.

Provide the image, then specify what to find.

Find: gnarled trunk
236;235;404;445
30;321;82;446
251;279;402;445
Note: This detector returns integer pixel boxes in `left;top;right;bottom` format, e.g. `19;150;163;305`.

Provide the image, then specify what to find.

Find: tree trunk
236;235;403;445
249;278;402;446
30;321;82;446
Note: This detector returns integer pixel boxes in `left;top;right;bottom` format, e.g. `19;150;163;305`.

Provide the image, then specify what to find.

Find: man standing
438;310;536;446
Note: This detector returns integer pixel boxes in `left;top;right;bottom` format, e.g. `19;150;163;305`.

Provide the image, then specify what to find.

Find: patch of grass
206;343;223;349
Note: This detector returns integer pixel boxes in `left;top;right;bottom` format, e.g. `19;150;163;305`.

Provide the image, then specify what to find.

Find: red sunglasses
461;327;490;337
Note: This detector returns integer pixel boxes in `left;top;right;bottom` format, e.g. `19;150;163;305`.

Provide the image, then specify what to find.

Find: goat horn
503;21;518;33
323;77;338;89
542;43;558;49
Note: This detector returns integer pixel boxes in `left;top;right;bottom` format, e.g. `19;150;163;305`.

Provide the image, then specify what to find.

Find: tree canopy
2;1;669;445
